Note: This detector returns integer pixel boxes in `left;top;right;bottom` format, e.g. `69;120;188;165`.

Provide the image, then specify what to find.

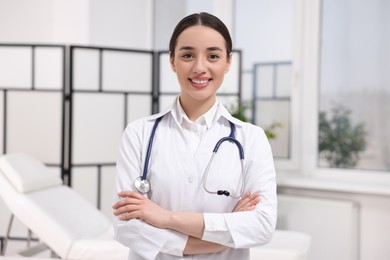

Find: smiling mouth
189;78;210;89
191;79;209;84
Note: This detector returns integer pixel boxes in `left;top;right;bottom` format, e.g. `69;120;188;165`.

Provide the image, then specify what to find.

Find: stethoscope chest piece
134;176;150;194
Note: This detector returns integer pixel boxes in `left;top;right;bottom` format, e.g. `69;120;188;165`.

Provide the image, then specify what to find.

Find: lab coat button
188;176;194;183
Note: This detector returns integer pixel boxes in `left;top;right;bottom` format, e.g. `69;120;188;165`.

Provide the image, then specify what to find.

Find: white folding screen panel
7;91;62;164
159;95;177;111
127;94;152;122
35;47;63;90
72;93;124;164
0;45;64;168
72;167;99;207
159;52;180;94
71;165;117;218
73;48;100;91
158;52;179;110
0;47;32;88
103;50;153;92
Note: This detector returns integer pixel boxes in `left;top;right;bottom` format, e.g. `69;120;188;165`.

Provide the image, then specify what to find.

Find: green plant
227;103;281;140
264;122;283;140
319;104;367;168
230;103;250;122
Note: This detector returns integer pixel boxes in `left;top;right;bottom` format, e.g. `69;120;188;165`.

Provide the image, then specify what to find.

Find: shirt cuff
202;213;233;246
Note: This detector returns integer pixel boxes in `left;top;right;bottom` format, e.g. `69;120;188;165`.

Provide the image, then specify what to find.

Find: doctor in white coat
112;12;277;260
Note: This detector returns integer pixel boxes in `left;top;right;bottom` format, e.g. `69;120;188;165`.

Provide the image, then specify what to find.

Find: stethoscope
134;116;245;199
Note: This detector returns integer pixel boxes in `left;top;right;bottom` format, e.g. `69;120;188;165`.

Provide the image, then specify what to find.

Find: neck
179;95;216;122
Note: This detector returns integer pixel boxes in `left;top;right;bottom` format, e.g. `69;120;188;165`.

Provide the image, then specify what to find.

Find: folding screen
0;44;65;176
70;46;154;214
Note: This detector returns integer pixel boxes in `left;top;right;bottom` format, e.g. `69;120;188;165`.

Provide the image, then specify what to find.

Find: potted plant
319;104;367;168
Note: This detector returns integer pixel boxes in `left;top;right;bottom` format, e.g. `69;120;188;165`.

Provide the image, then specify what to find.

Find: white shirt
176;98;218;155
113;97;277;260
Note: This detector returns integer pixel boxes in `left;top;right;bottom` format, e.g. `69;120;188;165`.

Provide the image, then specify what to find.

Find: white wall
278;184;390;260
0;0;153;48
235;0;293;70
89;0;153;49
0;0;89;44
153;0;186;51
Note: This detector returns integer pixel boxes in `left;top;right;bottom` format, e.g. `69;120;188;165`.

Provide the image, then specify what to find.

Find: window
319;0;390;172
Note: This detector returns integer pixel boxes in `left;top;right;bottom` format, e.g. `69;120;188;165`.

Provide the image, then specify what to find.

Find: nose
192;57;206;74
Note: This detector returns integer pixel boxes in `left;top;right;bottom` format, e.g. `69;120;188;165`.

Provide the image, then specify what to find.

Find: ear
169;52;177;73
225;52;233;73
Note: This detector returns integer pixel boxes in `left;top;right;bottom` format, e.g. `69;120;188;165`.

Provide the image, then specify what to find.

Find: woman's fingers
112;191;172;227
233;192;260;212
117;190;144;199
113;199;141;215
112;191;145;209
113;197;141;209
112;191;146;220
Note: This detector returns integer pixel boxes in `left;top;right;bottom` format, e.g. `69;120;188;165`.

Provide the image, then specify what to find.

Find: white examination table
0;153;128;259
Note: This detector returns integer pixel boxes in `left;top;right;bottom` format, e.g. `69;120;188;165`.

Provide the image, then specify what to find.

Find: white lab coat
113;97;277;260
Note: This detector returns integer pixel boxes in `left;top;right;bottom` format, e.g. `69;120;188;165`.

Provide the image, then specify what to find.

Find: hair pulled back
169;12;232;60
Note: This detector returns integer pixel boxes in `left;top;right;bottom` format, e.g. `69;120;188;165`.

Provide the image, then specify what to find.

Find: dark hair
169;12;232;60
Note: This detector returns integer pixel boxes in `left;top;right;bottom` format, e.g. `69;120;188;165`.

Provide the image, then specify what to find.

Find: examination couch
0;153;310;260
0;153;128;259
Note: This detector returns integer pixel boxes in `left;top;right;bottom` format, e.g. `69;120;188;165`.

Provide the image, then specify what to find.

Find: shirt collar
175;96;219;129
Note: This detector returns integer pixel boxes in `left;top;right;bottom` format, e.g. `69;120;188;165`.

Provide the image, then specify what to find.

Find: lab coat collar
146;95;246;128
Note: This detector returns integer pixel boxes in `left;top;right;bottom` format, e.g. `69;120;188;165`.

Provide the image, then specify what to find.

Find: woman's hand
112;190;259;230
184;192;260;255
113;191;172;229
232;192;260;212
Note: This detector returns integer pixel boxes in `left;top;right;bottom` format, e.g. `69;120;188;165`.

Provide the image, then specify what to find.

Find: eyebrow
178;46;224;52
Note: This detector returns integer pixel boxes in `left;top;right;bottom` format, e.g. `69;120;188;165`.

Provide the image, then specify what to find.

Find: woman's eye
209;54;220;60
182;53;193;59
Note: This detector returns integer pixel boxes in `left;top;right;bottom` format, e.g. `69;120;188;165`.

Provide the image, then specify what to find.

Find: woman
112;12;277;260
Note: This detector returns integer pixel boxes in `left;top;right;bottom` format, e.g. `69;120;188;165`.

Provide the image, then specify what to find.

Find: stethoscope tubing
202;152;245;199
141;116;162;180
213;136;245;160
136;116;246;198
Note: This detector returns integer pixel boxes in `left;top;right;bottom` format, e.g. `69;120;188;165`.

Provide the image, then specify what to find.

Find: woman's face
170;25;232;106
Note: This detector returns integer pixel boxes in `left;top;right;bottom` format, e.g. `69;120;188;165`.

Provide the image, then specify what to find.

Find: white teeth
192;79;208;84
